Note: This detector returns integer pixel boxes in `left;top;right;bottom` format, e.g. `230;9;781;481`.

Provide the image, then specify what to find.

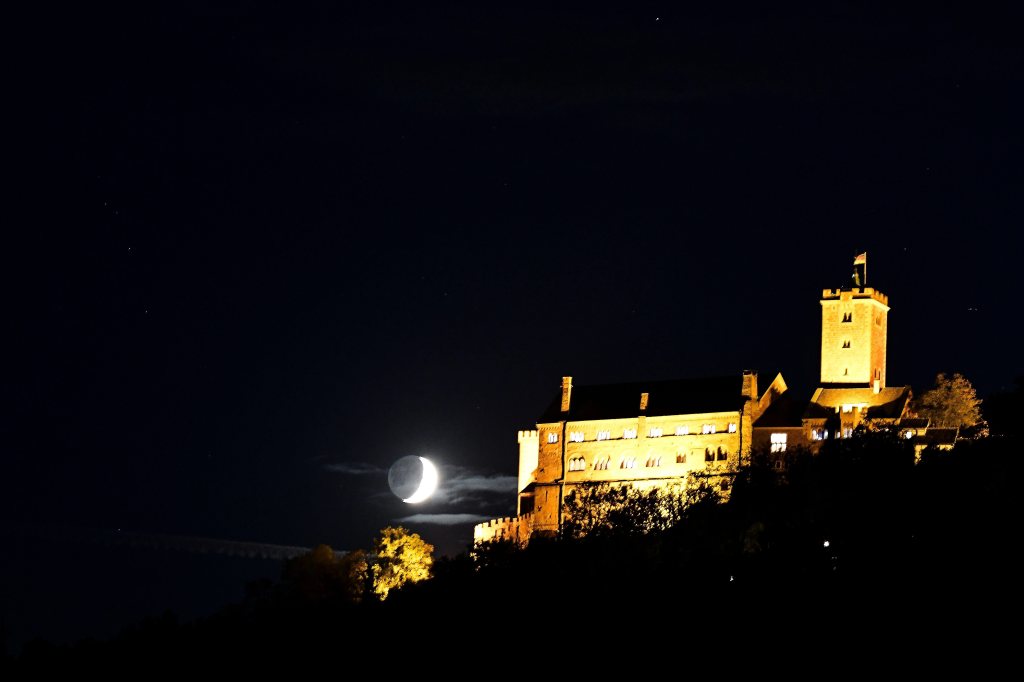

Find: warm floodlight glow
403;456;439;503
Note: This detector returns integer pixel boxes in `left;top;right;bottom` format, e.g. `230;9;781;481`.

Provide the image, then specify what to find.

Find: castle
474;255;956;545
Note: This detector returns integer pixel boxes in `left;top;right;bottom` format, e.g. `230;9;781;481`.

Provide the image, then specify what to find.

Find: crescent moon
402;456;439;503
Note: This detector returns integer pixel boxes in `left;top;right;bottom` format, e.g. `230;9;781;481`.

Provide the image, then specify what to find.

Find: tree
372;526;434;600
561;481;700;540
280;544;369;603
915;373;983;429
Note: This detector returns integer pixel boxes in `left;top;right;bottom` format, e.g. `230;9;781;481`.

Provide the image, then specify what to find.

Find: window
842;312;852;323
649;427;662;438
811;428;827;441
568;457;586;472
620;456;637;470
675;425;689;436
842;404;853;413
705;448;715;463
623;428;637;439
842;427;853;439
875;313;882;326
646;455;662;468
702;424;716;435
903;429;915;440
727;422;737;433
676;453;687;464
716;447;728;461
594;457;610;471
770;433;787;453
773;459;784;470
597;430;611;441
842;340;851;348
569;431;584;443
547;432;558;444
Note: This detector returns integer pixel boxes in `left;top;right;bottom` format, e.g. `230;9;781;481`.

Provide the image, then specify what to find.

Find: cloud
325;462;383;475
395;513;491;526
434;467;517;507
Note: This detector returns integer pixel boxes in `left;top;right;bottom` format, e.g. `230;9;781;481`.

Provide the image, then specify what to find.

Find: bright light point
403;456;439;503
823;540;830;548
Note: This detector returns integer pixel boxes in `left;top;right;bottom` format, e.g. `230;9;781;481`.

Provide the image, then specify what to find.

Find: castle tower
819;253;889;391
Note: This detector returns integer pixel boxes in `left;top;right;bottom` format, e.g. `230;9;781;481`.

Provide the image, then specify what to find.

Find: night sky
4;1;1023;642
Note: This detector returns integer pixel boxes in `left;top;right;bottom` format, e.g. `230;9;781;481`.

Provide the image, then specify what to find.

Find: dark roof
900;417;930;429
810;386;912;420
538;375;749;423
920;427;959;445
754;392;808;428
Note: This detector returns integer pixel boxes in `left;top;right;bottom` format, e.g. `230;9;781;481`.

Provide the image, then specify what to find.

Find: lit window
842;340;851;349
568;457;586;472
727;422;737;433
547;432;558;444
903;430;915;440
705;448;714;463
624;428;637;439
811;428;826;441
702;424;716;435
597;430;611;441
842;427;853;439
842;404;853;413
594;457;610;471
675;425;689;436
842;312;852;323
649;427;662;438
569;431;584;443
676;453;687;464
645;455;662;468
770;433;787;453
620;456;637;470
716;447;728;461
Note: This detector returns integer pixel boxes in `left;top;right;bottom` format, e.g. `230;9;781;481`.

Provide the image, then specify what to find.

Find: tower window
842;340;851;348
842;312;852;323
594;457;610;471
568;457;586;472
770;433;787;453
547;432;558;444
623;428;637;439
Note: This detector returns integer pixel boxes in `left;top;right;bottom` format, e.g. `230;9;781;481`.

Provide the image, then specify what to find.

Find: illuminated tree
372;526;434;599
561;482;695;539
915;373;983;429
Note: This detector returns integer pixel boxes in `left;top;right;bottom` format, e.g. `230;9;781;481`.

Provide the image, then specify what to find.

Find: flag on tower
854;252;867;265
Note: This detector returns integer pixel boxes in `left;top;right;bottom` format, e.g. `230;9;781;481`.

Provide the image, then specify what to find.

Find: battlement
517;429;539;443
474;512;535;546
821;287;889;306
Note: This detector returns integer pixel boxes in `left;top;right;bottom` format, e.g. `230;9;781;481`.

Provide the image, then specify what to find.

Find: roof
754;392;808;428
920;427;959;446
900;417;930;429
538;375;750;423
810;386;912;419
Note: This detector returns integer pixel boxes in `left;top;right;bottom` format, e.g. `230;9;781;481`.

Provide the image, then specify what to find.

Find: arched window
568;457;586;472
593;457;610;471
620;456;637;470
676;453;687;464
716;447;728;461
645;455;661;468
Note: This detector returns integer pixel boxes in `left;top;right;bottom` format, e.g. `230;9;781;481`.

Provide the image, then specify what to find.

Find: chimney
639;392;649;412
560;376;573;413
742;370;758;401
